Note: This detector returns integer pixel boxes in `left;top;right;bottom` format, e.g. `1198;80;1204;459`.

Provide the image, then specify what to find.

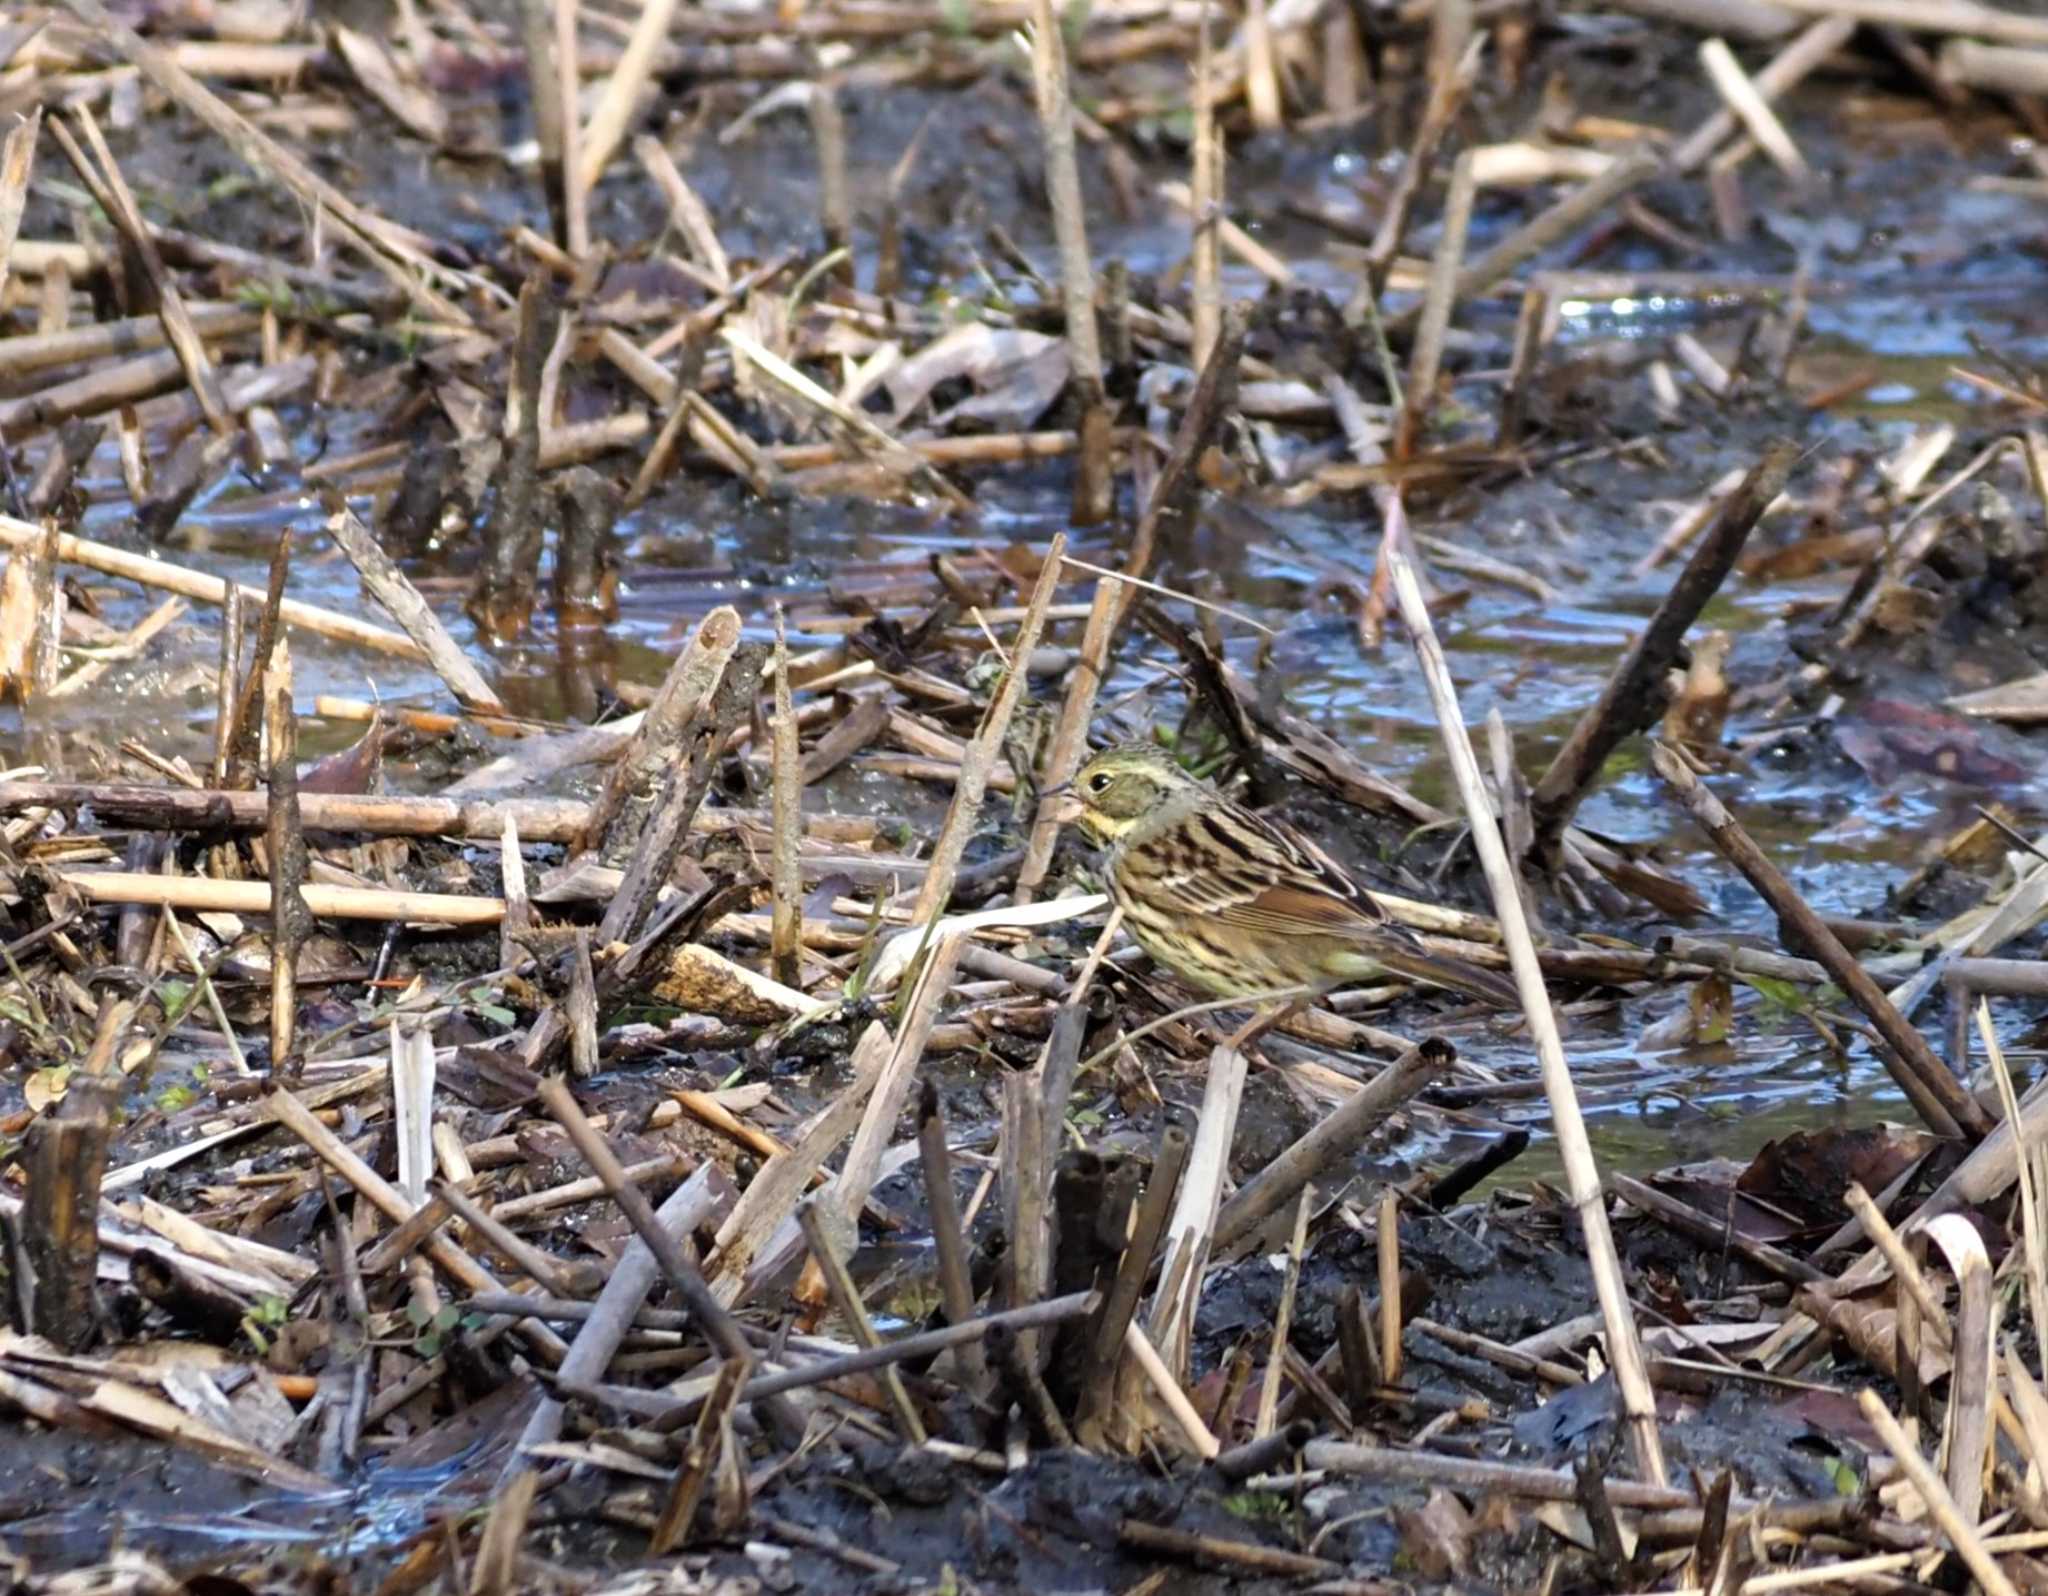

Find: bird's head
1053;742;1202;845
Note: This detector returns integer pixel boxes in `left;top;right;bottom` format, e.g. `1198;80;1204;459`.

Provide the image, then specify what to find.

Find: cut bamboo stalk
1385;523;1666;1486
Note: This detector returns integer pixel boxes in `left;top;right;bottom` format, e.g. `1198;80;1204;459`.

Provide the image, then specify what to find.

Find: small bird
1057;742;1520;1009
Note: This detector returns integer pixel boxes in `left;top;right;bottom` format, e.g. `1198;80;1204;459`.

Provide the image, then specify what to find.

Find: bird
1055;741;1520;1010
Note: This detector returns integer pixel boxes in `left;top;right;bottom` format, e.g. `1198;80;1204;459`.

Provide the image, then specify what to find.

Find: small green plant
241;1294;290;1354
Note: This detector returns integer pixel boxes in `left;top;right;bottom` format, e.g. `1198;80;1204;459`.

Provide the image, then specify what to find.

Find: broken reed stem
1397;151;1475;460
0;513;426;661
1671;16;1856;172
1385;523;1666;1486
917;1081;986;1391
1076;1120;1189;1444
325;498;503;712
910;533;1065;925
577;0;680;197
1027;0;1103;405
0;112;37;309
796;1199;926;1443
1530;441;1797;856
535;1076;805;1441
634;1294;1099;1432
264;678;311;1073
769;613;802;989
53;108;231;435
1016;308;1246;901
1190;3;1222;372
1124;1319;1221;1459
1648;743;1990;1140
808;83;854;282
1857;1389;2020;1596
1213;1037;1453;1252
516;0;571;252
1147;1042;1248;1376
1253;1188;1312;1439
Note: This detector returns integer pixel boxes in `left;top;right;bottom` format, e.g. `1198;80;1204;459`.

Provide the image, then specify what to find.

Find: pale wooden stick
1671;17;1855;171
1699;38;1810;181
1857;1388;2020;1596
1386;521;1665;1486
59;869;505;923
1123;1319;1221;1459
0;110;41;308
326;501;502;711
1028;0;1103;399
910;533;1065;926
0;513;424;660
577;0;681;194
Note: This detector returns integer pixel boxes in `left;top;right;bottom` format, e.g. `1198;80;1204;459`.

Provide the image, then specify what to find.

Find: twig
797;1199;925;1443
1530;442;1796;856
1857;1389;2019;1596
1387;521;1666;1486
1649;743;1990;1139
1214;1038;1452;1251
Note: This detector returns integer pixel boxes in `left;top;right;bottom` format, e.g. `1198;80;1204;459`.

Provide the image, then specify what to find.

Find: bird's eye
1086;772;1111;793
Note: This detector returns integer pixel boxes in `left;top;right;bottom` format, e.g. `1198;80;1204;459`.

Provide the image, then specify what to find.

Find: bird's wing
1129;803;1398;941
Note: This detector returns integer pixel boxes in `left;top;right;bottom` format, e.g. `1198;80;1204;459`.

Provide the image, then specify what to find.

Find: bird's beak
1043;781;1085;825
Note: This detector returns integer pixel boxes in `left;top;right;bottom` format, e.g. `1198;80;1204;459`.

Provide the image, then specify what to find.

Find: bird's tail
1371;943;1522;1009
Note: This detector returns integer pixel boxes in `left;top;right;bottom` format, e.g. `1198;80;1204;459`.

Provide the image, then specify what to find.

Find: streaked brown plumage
1058;743;1519;1009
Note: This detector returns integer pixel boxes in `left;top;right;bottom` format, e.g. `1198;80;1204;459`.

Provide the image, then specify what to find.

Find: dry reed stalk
797;1199;925;1442
1123;1320;1221;1459
1858;1390;2020;1596
808;82;853;278
636;136;731;289
326;500;503;712
264;673;310;1071
909;533;1065;925
1396;151;1476;459
1212;1038;1451;1250
61;107;232;433
1366;34;1483;271
1922;1213;1996;1524
1385;524;1665;1485
1189;5;1222;371
1671;16;1855;171
1649;743;1990;1139
0;513;424;660
1253;1189;1311;1438
0;110;40;308
60;869;506;924
769;614;802;989
578;0;680;195
1698;37;1810;181
1942;38;2048;94
1026;0;1109;522
1146;1042;1248;1376
1770;0;2048;45
1531;443;1795;852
